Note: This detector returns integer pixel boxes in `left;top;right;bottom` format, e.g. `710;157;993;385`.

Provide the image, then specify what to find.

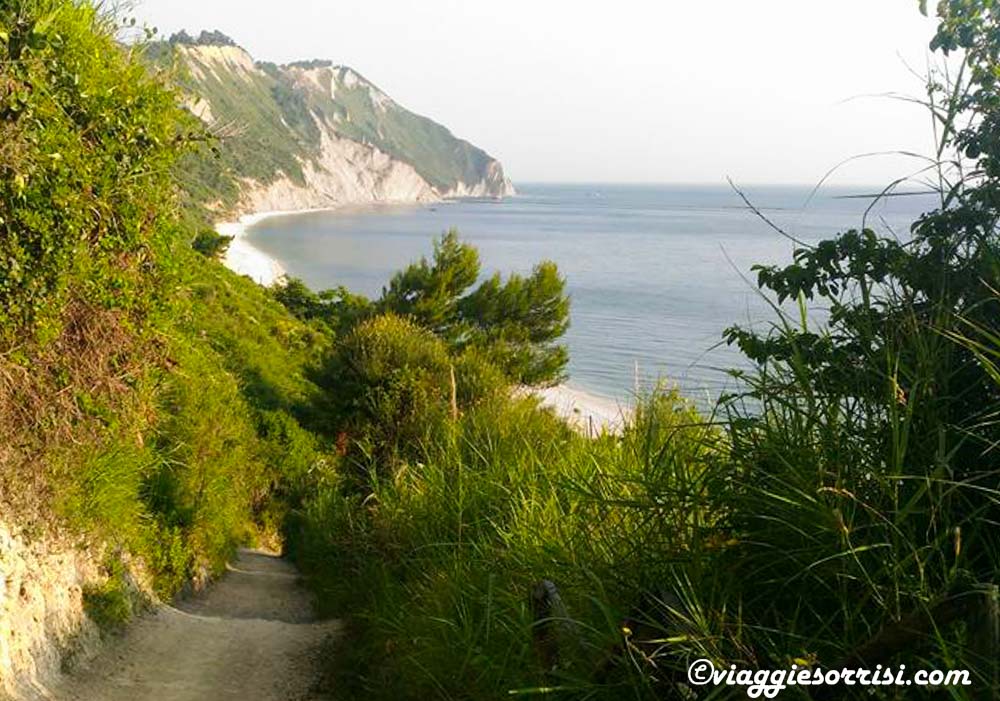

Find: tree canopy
278;229;570;387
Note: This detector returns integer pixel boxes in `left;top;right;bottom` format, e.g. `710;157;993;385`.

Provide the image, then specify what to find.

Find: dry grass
0;302;154;523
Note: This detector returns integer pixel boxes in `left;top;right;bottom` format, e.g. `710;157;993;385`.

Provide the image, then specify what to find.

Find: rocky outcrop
443;161;516;199
0;522;157;700
0;523;101;699
238;131;439;215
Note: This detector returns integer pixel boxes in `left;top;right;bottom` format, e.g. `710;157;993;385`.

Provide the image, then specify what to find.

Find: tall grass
291;390;730;699
289;310;996;699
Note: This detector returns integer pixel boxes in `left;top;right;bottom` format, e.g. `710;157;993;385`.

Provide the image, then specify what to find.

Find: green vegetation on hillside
164;45;321;205
0;0;328;613
0;0;177;336
323;66;500;192
4;0;1000;699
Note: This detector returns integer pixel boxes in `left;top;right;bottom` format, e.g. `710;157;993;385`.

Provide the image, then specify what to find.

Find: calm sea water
246;184;937;402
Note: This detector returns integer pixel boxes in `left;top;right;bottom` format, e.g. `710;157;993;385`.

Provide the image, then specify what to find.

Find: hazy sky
131;0;942;186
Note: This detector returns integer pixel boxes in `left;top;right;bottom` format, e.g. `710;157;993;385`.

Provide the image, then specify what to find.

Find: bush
148;341;271;576
452;347;509;407
314;312;515;479
324;314;454;473
191;229;233;259
83;578;133;633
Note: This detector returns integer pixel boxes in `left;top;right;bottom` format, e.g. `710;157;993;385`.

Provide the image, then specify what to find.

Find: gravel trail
52;549;338;701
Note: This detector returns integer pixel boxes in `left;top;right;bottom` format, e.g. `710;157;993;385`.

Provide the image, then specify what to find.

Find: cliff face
0;523;106;698
237;130;439;214
168;41;514;214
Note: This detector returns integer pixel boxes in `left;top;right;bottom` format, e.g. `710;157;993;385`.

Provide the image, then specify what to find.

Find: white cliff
237;130;439;215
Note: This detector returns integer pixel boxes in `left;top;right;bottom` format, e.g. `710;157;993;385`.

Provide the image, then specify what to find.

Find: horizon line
509;179;934;190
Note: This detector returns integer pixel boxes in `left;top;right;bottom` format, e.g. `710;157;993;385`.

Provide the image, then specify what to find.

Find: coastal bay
234;183;935;406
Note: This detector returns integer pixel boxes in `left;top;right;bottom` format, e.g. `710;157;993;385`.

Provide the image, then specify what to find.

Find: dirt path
53;549;338;701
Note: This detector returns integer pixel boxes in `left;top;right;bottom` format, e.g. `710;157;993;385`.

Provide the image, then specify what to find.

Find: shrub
324;314;453;472
191;229;233;259
148;341;271;575
452;347;509;407
83;577;133;632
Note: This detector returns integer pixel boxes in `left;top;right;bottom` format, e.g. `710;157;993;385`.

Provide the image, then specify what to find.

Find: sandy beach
218;212;286;286
534;383;630;434
217;204;420;286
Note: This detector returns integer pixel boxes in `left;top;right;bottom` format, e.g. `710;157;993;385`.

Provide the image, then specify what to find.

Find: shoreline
216;202;434;286
215;205;631;432
218;208;336;287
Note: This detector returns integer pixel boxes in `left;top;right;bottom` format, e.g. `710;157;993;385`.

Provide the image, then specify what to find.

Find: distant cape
153;31;514;216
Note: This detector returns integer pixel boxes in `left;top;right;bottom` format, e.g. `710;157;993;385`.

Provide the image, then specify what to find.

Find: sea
244;183;938;405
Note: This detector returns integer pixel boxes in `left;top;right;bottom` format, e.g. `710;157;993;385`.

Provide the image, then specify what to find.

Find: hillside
0;6;331;694
155;31;514;215
4;3;1000;701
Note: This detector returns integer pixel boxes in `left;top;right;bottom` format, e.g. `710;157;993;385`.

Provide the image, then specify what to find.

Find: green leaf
33;9;61;36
